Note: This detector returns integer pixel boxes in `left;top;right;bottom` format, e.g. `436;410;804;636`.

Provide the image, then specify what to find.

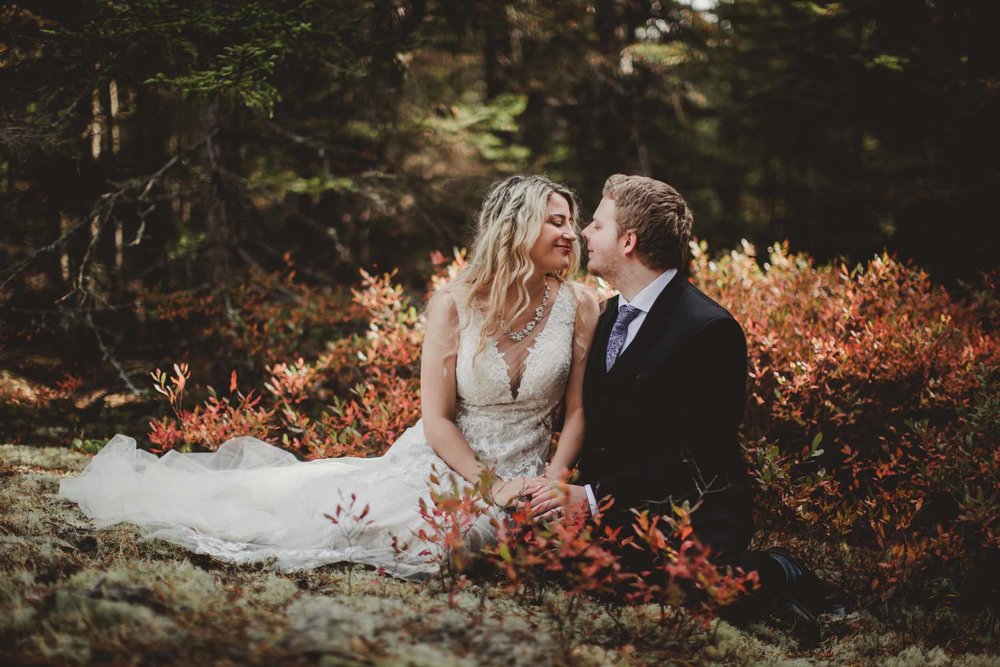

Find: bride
60;175;600;578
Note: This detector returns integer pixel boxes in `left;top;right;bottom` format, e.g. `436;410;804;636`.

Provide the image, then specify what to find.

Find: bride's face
528;193;576;274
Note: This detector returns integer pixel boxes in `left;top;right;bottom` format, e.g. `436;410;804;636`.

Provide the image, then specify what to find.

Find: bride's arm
420;291;527;504
545;285;601;480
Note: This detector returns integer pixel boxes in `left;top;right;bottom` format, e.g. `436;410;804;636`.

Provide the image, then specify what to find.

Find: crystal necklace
505;281;551;342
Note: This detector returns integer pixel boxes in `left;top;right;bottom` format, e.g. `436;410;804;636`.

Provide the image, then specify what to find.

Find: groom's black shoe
717;584;821;648
765;548;850;618
770;592;821;646
718;547;849;647
753;548;851;647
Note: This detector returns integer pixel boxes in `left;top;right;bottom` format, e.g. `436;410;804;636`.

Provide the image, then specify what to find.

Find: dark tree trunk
483;4;510;100
199;102;243;286
595;0;617;54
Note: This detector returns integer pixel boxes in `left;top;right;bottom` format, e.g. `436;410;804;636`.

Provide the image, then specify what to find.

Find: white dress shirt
584;268;678;515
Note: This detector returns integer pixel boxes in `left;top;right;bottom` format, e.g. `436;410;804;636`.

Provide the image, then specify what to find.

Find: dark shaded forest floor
2;444;998;666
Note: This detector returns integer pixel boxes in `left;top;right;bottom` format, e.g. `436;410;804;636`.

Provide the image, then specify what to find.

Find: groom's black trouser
604;485;786;601
692;484;789;598
695;515;786;598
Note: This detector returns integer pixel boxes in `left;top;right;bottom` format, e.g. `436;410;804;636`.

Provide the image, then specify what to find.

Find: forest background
1;0;999;664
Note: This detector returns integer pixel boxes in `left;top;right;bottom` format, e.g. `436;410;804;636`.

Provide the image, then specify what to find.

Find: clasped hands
489;467;589;521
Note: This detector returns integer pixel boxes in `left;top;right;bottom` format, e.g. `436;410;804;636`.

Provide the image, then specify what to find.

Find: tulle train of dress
59;282;577;578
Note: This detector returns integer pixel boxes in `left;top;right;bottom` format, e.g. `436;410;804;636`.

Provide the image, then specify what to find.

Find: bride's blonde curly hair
448;175;581;353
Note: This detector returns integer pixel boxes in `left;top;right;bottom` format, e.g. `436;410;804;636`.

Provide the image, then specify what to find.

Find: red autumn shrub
146;266;428;458
324;491;375;596
142;253;361;366
415;468;498;603
148;363;275;451
624;507;760;618
488;499;629;603
483;498;757;652
143;242;998;617
692;241;999;611
410;473;755;655
315;269;425;457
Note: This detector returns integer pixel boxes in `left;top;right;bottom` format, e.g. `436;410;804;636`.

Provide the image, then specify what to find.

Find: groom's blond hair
602;174;692;271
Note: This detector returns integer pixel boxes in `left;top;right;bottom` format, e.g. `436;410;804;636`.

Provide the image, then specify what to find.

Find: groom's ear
622;230;638;257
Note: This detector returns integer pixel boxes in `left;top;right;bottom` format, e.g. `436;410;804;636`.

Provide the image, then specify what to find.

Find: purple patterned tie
605;304;642;371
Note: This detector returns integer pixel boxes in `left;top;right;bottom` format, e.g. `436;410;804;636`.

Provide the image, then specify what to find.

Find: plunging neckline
489;281;564;401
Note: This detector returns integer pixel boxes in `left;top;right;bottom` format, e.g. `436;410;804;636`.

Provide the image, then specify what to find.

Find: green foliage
418;94;531;165
146;44;282;115
624;42;703;71
1;0;995;378
867;54;911;72
711;0;996;275
71;438;107;455
79;0;337;114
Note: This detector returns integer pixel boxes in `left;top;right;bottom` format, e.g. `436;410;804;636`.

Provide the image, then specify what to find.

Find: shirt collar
619;268;678;313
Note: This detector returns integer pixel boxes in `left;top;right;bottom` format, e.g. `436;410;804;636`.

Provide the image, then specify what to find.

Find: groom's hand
492;477;548;508
529;482;589;521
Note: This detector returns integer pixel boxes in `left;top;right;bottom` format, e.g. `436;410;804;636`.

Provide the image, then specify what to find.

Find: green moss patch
2;445;997;666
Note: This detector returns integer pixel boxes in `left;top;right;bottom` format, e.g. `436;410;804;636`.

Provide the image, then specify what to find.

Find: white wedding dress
60;282;577;578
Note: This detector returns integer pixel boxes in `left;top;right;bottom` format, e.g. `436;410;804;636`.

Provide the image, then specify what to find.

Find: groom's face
581;197;625;279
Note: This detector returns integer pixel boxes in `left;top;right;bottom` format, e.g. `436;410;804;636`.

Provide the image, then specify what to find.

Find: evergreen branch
215;166;352;264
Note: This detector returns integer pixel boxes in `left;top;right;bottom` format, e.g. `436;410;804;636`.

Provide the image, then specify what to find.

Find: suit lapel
590;294;619;377
582;294;617;440
608;272;688;386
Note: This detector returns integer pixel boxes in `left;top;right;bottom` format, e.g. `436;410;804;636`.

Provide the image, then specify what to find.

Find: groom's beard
586;255;622;285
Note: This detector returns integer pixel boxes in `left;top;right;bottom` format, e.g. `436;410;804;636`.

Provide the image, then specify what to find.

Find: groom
531;174;843;640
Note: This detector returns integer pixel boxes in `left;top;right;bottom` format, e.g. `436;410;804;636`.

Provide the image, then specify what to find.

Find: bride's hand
490;477;547;507
530;481;589;520
489;479;520;507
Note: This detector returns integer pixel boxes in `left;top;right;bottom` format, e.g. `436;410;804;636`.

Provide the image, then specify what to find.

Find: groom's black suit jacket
578;272;753;555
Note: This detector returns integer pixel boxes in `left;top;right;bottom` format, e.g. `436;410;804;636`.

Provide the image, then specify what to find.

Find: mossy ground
1;444;997;667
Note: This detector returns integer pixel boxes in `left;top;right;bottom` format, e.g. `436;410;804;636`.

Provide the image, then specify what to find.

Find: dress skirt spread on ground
60;282;577;578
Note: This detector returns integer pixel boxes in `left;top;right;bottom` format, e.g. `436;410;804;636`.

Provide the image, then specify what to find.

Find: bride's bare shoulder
425;287;463;330
565;280;601;311
564;281;601;332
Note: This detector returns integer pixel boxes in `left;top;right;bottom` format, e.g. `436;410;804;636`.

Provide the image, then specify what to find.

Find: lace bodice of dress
451;281;576;479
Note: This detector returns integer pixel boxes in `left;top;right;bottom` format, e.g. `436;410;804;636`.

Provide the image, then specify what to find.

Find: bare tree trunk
199;102;243;286
482;4;510;100
59;212;73;286
595;0;617;54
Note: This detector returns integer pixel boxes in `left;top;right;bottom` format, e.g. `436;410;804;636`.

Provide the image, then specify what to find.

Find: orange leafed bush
415;467;499;603
144;243;999;616
691;241;999;610
148;363;275;451
488;499;628;601
142;253;362;365
482;497;757;649
146;266;428;458
413;476;755;638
